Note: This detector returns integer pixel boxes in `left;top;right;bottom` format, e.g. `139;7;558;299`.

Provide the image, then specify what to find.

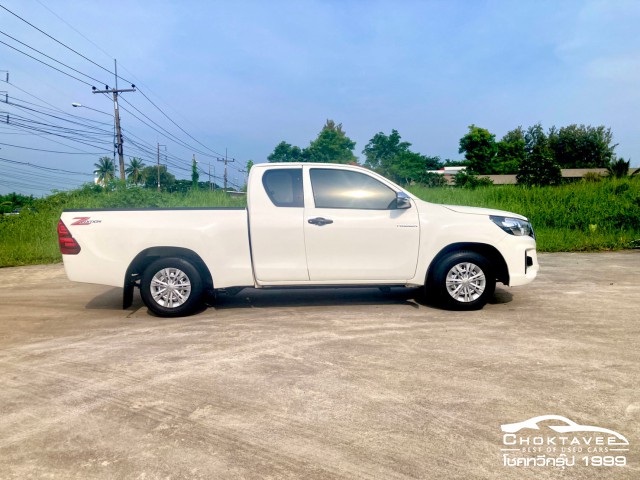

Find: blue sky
1;0;639;195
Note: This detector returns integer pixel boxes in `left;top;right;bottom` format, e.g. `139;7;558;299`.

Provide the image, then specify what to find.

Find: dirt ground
0;252;639;479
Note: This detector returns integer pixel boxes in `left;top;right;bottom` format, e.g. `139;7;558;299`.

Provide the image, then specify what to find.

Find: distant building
426;167;638;185
479;168;638;184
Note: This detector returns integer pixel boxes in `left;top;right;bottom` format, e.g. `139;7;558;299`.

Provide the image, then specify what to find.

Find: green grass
409;178;640;251
1;178;639;267
0;186;246;267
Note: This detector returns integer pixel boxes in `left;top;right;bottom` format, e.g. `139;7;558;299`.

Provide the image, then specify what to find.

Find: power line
0;156;93;176
0;82;112;153
137;88;224;157
0;179;71;194
0;39;95;87
0;29;107;85
3;4;237;173
6;118;113;151
34;0;114;61
0;4;127;84
9;95;111;126
4;100;113;134
4;80;69;115
0;141;102;155
0;121;104;154
1;5;241;187
118;96;223;160
5;114;112;141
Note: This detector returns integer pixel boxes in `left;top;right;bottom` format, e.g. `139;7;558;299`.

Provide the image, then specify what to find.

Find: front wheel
429;251;495;310
140;257;204;317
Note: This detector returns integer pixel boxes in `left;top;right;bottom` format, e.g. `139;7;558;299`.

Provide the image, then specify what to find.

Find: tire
140;257;204;317
429;251;495;311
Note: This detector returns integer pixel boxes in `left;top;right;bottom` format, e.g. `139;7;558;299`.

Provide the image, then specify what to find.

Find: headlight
490;215;535;238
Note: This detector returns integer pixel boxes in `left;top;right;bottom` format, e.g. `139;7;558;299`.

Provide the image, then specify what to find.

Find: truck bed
60;208;254;289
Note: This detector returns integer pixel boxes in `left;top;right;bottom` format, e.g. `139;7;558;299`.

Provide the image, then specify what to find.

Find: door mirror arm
395;191;411;209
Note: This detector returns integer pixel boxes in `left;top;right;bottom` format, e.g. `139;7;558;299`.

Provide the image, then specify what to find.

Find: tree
387;151;429;185
424;156;444;170
362;129;442;185
495;127;525;174
142;165;176;191
246;159;254;172
0;192;34;214
363;129;412;175
458;125;498;174
125;157;146;185
548;124;616;168
267;141;303;163
305;119;357;164
191;157;199;189
606;157;637;178
94;156;116;185
517;124;561;186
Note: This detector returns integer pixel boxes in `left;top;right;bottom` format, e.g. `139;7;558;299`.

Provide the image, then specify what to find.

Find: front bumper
497;234;539;286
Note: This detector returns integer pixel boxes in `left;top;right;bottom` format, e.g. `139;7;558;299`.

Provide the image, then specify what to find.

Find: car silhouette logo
501;415;629;446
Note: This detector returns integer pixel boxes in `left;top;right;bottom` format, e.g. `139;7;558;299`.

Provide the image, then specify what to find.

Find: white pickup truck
58;163;538;317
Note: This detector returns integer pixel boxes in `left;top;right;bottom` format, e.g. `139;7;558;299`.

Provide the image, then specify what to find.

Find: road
0;252;639;479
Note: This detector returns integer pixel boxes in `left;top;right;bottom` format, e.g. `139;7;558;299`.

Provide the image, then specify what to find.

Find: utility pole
217;148;235;190
1;70;8;105
1;70;10;124
92;60;135;181
157;144;166;191
239;168;248;188
207;161;213;190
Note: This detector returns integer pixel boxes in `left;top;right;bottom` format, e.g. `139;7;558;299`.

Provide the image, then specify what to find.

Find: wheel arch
123;246;213;308
426;242;509;286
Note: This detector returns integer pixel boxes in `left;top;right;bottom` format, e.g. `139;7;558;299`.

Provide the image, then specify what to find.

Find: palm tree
94;156;116;185
607;158;630;178
126;157;146;185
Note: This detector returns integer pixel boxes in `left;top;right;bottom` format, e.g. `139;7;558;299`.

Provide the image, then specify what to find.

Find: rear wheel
429;251;495;310
140;257;204;317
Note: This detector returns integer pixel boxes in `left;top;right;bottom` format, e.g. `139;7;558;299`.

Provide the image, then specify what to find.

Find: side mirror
396;191;411;209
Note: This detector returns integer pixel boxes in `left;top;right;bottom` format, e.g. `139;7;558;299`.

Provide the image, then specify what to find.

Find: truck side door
248;167;309;282
303;167;420;282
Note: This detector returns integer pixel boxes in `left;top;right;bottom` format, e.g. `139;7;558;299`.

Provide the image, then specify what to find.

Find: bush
453;171;493;189
420;172;448;188
582;172;603;183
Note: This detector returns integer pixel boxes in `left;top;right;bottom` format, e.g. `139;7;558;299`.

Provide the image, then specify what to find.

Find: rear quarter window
262;169;304;207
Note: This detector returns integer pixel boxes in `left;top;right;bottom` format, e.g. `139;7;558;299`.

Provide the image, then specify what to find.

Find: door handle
308;217;333;226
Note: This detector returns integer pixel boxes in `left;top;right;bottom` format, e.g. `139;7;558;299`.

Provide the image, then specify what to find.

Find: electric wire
4;101;113;134
0;4;125;84
2;5;237;177
136;88;224;157
0;156;94;176
0;29;107;86
0;39;95;87
0;5;242;190
0;141;102;155
8;95;111;126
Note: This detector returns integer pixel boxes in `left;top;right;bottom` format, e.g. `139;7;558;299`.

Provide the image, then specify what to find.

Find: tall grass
409;178;640;251
0;186;246;267
1;179;638;267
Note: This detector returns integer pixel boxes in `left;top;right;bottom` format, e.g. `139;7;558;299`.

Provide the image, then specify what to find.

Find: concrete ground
0;252;638;479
